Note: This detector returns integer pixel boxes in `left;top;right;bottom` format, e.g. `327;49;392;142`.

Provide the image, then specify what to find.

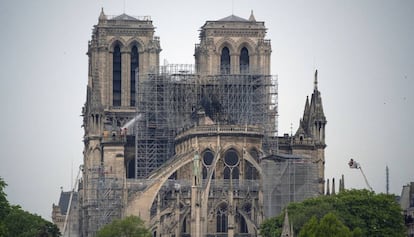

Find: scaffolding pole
135;65;278;178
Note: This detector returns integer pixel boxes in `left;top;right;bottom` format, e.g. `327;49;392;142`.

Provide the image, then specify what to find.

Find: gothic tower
278;70;327;194
195;11;271;75
80;9;161;236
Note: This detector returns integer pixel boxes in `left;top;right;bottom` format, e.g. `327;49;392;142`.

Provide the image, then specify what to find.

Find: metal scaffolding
262;154;319;218
80;166;123;237
135;64;278;178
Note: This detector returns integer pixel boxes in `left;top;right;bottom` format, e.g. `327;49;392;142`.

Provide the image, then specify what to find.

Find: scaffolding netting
262;155;319;218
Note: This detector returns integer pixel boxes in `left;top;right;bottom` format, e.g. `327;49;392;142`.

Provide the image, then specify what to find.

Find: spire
295;70;326;143
295;96;310;137
249;10;256;21
303;96;310;121
281;210;293;237
295;119;305;137
309;69;326;124
326;179;330;195
99;7;107;21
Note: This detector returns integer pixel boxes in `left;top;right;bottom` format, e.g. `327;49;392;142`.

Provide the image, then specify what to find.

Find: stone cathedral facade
54;9;327;237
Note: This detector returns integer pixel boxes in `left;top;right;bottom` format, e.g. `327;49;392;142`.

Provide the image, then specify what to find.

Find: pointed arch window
245;162;258;180
130;46;139;106
224;167;231;179
202;167;208;179
112;45;122;106
202;167;216;180
240;47;249;74
240;216;248;233
220;47;231;74
216;204;228;233
126;159;135;179
182;217;187;233
232;167;239;180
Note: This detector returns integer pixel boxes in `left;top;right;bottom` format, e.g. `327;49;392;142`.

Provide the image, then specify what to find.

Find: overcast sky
0;0;413;220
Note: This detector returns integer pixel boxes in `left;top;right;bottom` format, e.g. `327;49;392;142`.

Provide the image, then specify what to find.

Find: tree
96;215;151;237
299;213;352;237
0;178;9;220
260;189;406;237
0;177;61;237
0;178;9;237
298;216;319;237
260;215;283;237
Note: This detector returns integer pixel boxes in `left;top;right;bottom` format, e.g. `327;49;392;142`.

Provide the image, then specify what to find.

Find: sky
0;0;413;220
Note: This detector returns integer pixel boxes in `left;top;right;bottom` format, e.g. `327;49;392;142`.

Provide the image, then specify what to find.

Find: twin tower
75;9;326;237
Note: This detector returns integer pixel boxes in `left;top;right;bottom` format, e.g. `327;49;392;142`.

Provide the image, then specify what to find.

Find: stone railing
126;179;260;192
107;15;151;21
175;125;264;141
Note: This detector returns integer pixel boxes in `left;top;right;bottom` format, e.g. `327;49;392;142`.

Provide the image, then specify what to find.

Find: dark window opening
240;215;248;233
216;204;228;233
126;159;135;179
224;149;239;166
249;148;260;162
130;46;139;106
182;217;187;233
204;169;216;180
113;45;122;106
202;166;208;179
224;167;231;179
245;162;258;180
203;150;214;166
232;167;239;180
243;203;252;214
240;47;249;74
220;47;230;74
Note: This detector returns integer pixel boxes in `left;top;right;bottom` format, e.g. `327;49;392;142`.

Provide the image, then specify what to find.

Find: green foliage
298;216;319;237
0;178;9;221
260;215;283;237
300;212;352;237
260;189;406;237
352;227;363;237
0;177;61;237
96;215;151;237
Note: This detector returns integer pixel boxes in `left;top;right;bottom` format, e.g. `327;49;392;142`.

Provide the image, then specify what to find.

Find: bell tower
80;9;161;236
194;11;271;75
87;8;161;111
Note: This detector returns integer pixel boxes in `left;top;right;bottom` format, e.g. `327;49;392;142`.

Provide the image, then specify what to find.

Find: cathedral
53;9;327;237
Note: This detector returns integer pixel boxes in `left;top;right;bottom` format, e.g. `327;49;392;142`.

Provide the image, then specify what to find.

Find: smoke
121;114;142;133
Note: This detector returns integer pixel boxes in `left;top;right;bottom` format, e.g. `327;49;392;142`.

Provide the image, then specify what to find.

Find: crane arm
358;166;373;192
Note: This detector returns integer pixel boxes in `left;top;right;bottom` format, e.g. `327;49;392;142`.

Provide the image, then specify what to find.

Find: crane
348;158;373;192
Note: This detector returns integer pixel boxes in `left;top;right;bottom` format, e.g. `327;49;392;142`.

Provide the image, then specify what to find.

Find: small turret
281;210;294;237
249;10;256;21
295;70;327;144
310;70;326;123
98;8;107;22
326;179;330;195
